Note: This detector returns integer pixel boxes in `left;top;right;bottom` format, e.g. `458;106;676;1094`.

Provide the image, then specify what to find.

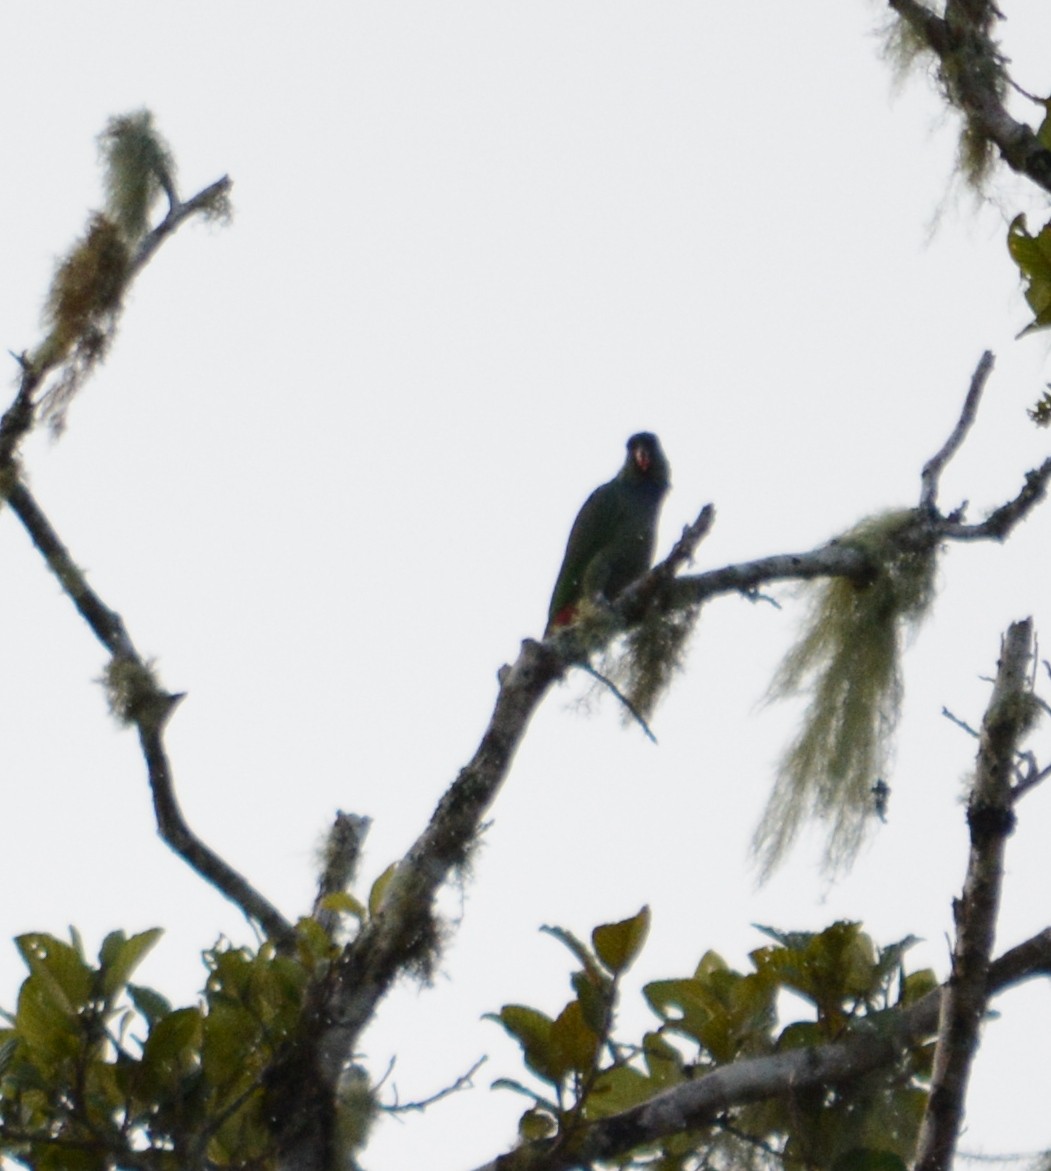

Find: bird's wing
547;481;623;626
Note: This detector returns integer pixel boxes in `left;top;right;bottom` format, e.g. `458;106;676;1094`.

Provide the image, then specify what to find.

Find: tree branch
921;351;994;511
0;174;232;464
127;175;231;279
4;478;295;950
886;1;1051;194
468;926;1051;1171
914;619;1030;1171
273;358;1051;1156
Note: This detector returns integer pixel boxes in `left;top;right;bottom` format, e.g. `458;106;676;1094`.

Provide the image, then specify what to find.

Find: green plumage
545;433;670;636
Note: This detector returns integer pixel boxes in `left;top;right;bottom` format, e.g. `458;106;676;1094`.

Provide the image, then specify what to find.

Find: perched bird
545;432;670;636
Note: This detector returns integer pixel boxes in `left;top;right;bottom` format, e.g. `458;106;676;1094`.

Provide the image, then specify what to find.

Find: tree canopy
2;4;1051;1171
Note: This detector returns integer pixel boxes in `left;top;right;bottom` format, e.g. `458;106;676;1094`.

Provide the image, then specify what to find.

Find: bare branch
383;1057;488;1114
4;479;295;950
0;364;38;468
668;541;874;610
942;458;1051;541
943;706;981;739
127;175;231;280
921;351;994;511
915;619;1030;1171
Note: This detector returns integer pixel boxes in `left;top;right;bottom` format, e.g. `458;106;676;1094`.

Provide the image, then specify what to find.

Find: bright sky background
3;4;1051;1169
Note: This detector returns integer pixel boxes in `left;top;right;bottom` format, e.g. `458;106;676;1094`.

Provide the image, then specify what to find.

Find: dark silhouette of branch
3;479;295;951
887;1;1051;195
921;351;994;511
384;1056;488;1114
914;619;1031;1171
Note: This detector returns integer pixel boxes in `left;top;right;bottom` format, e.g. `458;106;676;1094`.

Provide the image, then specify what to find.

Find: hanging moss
879;5;1006;194
754;511;937;878
596;601;701;728
34;212;130;432
99;110;175;242
103;656;161;727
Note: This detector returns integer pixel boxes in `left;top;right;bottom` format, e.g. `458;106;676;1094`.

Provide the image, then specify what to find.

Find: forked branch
915;619;1032;1171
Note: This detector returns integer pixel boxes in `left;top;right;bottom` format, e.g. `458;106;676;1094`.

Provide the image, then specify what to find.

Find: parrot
545;432;670;636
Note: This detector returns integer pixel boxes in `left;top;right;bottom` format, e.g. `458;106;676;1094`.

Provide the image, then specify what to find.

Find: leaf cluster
490;915;935;1171
488;907;651;1151
1008;211;1051;341
0;927;322;1170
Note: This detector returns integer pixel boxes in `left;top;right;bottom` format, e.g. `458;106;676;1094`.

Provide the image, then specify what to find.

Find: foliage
754;511;937;878
489;914;933;1171
0;926;331;1170
1008;213;1051;339
0;845;424;1170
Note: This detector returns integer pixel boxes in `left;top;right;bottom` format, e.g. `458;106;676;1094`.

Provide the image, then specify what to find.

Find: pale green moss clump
754;511;937;878
618;603;701;724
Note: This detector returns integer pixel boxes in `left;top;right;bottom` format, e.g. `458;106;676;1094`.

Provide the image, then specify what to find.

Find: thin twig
383;1057;488;1114
920;351;994;511
5;479;295;950
942;706;981;739
580;663;658;744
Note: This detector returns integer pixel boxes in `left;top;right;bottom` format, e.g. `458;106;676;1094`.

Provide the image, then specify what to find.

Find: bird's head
623;432;670;489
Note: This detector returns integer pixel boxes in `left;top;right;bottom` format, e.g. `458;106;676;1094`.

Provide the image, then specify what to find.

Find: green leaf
203;999;262;1089
15;974;81;1068
487;1005;566;1084
127;982;172;1025
16;933;93;1012
571;970;611;1036
368;863;398;916
694;949;729;978
519;1107;558;1141
540;924;601;978
584;1063;654;1117
100;928;163;999
295;915;334;965
139;1006;202;1092
1008;213;1051;335
899;968;938;1005
593;906;650;975
318;891;367;920
551;1000;599;1074
642;1031;686;1086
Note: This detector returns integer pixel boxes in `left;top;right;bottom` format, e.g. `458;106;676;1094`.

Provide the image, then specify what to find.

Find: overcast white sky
3;4;1051;1168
